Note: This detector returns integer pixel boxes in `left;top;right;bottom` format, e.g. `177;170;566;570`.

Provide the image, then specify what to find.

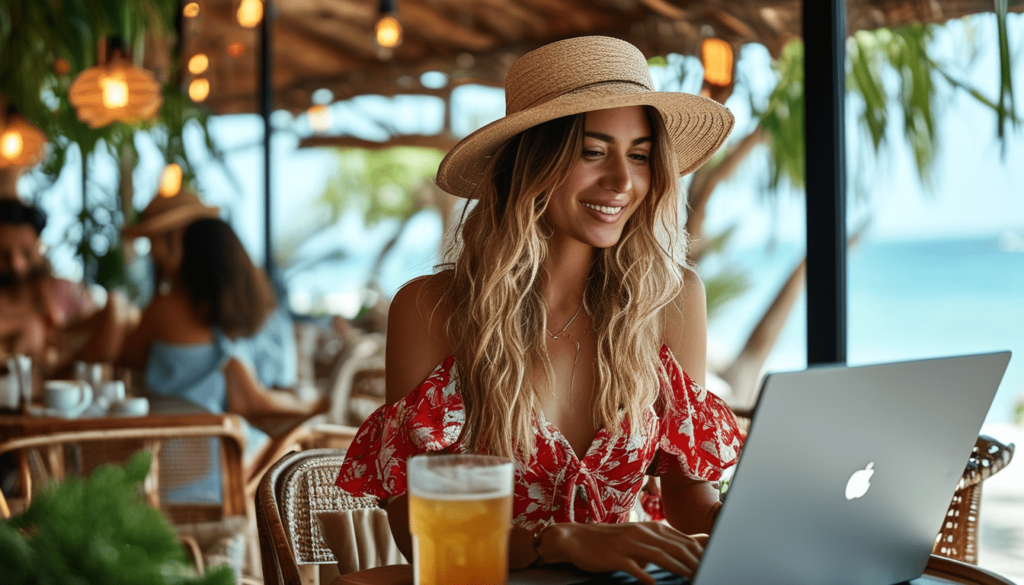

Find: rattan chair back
0;417;248;522
257;449;402;585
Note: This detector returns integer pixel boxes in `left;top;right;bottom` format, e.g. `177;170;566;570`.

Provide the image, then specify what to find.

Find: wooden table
330;556;1016;585
0;394;228;442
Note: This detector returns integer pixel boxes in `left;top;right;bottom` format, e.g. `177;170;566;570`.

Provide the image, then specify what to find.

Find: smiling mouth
581;202;625;215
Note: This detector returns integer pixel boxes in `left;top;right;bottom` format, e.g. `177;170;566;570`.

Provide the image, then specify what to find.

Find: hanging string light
188;54;209;75
374;0;403;52
158;163;183;197
237;0;264;28
188;78;210;102
701;38;734;88
183;2;200;18
0;113;47;169
69;39;163;128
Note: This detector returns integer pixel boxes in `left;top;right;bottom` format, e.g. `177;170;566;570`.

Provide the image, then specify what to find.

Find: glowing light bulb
307;104;332;133
237;0;263;28
159;163;183;197
183;2;200;18
188;54;209;75
189;78;210;102
375;15;402;49
701;38;734;87
227;42;245;58
0;129;24;160
100;73;129;109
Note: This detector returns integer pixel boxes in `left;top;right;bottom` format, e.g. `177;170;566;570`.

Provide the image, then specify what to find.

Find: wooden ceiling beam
298;133;459;151
401;0;501;51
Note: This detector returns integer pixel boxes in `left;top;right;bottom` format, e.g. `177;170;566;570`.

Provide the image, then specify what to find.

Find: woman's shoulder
386;272;456;405
143;289;213;344
661;266;707;385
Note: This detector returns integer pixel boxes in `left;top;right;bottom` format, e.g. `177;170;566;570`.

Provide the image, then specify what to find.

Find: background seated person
0;198;135;374
115;203;321;471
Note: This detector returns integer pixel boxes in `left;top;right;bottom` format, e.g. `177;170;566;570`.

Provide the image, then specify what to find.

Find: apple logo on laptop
845;462;875;500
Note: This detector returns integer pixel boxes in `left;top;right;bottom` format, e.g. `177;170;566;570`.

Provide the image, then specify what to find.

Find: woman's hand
538;521;707;585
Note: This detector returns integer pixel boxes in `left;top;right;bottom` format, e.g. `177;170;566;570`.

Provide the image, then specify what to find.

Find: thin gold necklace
545;298;584;405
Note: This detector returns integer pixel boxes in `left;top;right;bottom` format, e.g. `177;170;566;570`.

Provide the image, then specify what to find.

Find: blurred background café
0;0;1021;584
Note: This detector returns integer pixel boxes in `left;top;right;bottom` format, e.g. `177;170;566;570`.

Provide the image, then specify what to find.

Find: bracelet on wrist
530;524;553;568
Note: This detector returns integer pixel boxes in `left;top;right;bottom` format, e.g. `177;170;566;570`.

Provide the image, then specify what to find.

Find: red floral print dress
335;345;743;531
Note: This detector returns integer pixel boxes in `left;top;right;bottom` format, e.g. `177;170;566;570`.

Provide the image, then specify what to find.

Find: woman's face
544;106;653;250
149;229;184;279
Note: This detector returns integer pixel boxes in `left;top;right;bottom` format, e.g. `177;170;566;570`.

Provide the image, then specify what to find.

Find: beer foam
408;455;513;498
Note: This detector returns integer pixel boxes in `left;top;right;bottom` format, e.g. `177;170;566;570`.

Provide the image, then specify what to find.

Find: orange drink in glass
408;454;514;585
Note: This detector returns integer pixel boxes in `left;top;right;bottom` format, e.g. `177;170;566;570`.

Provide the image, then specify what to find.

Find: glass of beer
407;454;514;585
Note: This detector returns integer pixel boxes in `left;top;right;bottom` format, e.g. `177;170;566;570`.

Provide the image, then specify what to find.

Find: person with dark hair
0;198;120;369
118;201;319;470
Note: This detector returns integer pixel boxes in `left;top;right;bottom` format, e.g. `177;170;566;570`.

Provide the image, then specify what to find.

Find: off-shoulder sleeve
335;356;464;499
654;346;743;481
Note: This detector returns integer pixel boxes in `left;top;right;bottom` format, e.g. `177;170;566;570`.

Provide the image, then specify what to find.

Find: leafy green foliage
320;147;445;226
755;20;1017;194
0;452;233;585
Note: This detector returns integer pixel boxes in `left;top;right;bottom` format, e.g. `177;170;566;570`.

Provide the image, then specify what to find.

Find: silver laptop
693;351;1011;585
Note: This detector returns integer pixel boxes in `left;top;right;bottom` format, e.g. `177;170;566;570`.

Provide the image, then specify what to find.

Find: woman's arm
660;267;726;534
383;274;452;407
223;357;327;418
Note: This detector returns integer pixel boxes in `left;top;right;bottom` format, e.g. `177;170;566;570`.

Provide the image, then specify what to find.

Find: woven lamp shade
69;56;163;129
0;114;47;168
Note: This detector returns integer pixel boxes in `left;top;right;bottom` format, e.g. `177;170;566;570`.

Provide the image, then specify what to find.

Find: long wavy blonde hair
439;106;688;461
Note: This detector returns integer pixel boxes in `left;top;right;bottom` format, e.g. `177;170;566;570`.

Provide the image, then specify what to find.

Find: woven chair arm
957;435;1015;492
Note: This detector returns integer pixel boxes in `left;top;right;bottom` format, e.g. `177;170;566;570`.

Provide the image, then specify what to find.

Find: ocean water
708;234;1024;424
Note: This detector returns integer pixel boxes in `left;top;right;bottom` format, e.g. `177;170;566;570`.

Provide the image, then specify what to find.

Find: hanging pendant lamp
69;39;164;129
0;112;47;169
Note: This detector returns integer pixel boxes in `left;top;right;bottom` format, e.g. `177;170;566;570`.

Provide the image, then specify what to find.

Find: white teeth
582;202;624;215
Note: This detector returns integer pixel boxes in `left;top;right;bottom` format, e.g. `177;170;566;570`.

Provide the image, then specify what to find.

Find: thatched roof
180;0;1020;116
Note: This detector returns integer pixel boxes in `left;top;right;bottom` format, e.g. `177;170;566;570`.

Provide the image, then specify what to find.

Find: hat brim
122;205;221;239
436;82;735;199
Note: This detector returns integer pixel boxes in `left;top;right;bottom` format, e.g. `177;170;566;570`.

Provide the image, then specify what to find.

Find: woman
335;36;743;583
119;204;315;469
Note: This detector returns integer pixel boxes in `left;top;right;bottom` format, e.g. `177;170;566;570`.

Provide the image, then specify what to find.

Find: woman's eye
582;149;603;158
630;153;650;163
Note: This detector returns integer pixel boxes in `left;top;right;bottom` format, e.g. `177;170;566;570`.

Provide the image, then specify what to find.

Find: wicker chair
324;334;386;427
932;435;1015;564
0;417;253;575
730;408;1015;565
256;448;405;585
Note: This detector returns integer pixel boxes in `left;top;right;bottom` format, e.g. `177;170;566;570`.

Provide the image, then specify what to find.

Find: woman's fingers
553;521;706;580
620;558;657;585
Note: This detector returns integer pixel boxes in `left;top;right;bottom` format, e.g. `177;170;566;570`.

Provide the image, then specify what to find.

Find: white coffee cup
99;380;126;403
110;396;149;417
44;381;93;417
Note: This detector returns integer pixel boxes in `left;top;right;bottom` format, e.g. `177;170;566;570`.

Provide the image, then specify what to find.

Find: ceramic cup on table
94;380;127;411
109;397;149;417
43;380;93;418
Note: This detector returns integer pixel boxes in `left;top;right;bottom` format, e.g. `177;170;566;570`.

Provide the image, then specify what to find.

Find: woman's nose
600;153;632;194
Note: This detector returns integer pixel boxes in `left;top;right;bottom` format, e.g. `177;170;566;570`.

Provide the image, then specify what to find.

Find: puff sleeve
654;346;743;481
335;356;465;499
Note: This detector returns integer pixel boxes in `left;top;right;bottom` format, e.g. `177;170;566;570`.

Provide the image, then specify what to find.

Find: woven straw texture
932;435;1014;564
435;36;734;199
279;454;379;564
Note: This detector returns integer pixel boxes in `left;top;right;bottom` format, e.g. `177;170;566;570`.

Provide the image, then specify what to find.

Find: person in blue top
117;192;322;473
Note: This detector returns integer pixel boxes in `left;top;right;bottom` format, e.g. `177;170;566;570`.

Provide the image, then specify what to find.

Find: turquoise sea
708;234;1024;424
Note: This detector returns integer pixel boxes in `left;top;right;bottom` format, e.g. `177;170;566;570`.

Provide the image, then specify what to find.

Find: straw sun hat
122;190;220;239
436;35;735;199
